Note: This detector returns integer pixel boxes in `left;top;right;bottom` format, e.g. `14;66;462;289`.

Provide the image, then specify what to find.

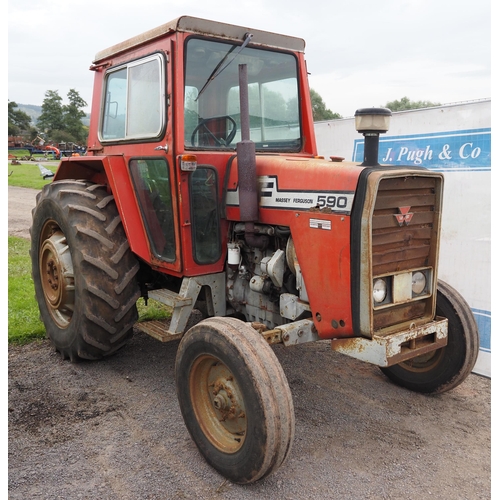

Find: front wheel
380;280;479;394
175;317;295;484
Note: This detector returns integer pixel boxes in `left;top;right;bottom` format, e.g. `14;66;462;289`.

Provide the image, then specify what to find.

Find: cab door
100;49;182;273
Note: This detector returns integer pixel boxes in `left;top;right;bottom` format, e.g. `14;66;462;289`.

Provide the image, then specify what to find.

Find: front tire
30;180;141;361
380;280;479;393
175;317;295;484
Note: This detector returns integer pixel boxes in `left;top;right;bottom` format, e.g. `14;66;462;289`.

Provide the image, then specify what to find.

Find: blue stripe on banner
353;128;491;171
472;308;491;353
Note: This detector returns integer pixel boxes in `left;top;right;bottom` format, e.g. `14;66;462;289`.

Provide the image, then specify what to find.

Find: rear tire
380;280;479;393
175;317;294;484
30;180;140;361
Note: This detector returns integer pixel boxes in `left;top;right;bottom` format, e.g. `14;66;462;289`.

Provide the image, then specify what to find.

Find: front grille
372;176;438;275
372;175;440;330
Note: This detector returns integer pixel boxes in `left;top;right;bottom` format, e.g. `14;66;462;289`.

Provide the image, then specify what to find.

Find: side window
129;158;175;261
190;168;221;264
101;54;165;141
102;68;127;138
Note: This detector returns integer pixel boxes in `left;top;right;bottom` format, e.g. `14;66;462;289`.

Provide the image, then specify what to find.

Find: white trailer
315;99;491;377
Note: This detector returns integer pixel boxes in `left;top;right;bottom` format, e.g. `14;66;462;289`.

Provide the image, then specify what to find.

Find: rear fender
53;156;155;267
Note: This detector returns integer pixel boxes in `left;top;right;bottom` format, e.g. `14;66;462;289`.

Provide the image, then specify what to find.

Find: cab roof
93;15;306;63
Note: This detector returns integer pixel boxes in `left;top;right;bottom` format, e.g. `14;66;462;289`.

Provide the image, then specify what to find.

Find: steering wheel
191;116;237;147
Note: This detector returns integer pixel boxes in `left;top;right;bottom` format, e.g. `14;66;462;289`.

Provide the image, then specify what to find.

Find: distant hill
15;103;91;127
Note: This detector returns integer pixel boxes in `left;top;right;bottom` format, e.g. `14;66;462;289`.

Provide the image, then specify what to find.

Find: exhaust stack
237;63;267;249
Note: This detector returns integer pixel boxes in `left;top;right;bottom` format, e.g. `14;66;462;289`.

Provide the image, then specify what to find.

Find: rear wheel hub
39;225;75;328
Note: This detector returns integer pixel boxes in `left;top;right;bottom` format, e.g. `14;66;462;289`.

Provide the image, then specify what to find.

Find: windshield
184;37;301;151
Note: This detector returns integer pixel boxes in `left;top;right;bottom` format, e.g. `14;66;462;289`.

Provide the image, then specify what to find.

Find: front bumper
330;317;448;367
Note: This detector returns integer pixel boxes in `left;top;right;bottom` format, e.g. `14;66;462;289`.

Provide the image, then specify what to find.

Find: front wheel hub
190;356;247;453
213;390;232;412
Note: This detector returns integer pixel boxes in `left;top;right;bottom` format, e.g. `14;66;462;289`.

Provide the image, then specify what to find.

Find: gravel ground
8;185;492;499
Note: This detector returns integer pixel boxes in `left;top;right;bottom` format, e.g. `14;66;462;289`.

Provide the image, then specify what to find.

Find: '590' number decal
316;195;349;209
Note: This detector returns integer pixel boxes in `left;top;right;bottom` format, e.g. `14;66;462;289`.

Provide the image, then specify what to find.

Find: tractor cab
61;16;316;277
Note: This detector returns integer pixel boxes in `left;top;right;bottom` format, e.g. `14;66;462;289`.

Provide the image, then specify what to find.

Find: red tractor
30;16;479;484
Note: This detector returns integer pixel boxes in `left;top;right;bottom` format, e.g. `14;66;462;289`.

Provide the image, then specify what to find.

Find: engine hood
224;155;365;224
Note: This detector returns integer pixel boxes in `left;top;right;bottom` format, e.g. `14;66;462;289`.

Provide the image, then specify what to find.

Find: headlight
412;271;427;295
373;278;387;303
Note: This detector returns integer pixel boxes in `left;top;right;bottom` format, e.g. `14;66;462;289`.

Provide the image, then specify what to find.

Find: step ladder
135;273;226;343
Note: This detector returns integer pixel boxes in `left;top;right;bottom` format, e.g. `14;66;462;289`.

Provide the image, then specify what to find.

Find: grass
8;160;57;190
7;161;171;346
8;237;46;344
136;299;172;322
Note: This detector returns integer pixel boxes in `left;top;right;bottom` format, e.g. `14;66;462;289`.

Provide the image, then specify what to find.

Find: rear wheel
30;180;140;361
175;317;294;484
380;280;479;393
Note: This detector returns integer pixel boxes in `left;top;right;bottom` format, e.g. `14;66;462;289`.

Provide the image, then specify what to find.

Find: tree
384;96;441;112
63;89;88;143
37;90;64;134
36;89;88;144
8;101;32;136
310;89;342;121
50;129;81;144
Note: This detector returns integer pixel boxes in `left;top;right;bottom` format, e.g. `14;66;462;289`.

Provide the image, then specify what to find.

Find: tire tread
30;180;140;360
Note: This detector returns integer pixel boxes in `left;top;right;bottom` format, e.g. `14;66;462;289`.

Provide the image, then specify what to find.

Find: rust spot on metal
390;331;446;366
134;320;183;343
251;323;282;344
250;322;267;333
332;337;367;355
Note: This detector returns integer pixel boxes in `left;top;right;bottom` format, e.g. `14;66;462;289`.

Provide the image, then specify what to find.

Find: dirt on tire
8;186;491;499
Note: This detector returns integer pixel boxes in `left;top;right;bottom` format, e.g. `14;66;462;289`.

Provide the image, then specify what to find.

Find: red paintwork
53;21;366;338
290;211;353;338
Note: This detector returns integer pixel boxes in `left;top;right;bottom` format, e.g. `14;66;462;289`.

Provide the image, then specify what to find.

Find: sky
7;0;492;118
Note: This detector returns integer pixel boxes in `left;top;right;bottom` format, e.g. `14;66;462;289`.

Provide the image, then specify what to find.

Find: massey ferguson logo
394;206;414;226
